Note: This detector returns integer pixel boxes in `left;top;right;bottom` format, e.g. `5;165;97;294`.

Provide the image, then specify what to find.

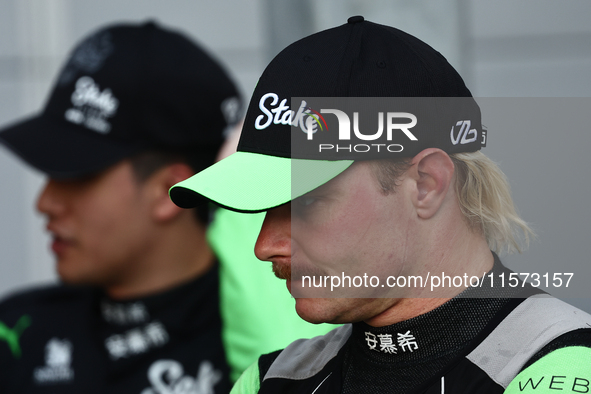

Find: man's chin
293;297;341;325
294;299;323;324
56;261;98;287
56;260;78;283
57;271;88;285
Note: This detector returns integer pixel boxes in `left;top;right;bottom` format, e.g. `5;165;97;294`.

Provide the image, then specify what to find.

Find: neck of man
105;213;214;300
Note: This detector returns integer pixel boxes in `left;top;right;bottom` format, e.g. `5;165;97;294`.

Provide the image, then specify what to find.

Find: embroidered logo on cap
450;120;477;145
254;93;313;133
64;76;119;134
58;31;114;86
221;96;241;126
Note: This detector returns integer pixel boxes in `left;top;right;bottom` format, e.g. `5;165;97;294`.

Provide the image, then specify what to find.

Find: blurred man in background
0;21;332;393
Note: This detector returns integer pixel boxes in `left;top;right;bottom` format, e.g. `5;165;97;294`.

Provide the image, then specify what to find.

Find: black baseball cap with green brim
169;16;484;213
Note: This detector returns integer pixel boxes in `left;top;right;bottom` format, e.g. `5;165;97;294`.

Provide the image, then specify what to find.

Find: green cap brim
169;151;353;213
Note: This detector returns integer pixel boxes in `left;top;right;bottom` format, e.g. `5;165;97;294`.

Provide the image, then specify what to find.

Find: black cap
238;17;482;160
0;21;242;178
170;17;484;213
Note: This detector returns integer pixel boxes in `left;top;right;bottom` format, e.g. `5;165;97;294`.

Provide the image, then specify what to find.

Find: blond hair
450;151;534;253
372;151;534;254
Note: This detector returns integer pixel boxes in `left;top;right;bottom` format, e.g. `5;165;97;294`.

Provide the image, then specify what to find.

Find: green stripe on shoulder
505;346;591;393
231;361;260;394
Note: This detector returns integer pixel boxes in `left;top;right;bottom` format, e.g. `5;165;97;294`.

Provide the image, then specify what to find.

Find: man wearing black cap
0;21;334;393
170;17;591;393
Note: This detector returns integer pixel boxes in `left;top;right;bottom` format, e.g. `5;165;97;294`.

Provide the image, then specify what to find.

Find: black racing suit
235;254;591;393
0;264;232;393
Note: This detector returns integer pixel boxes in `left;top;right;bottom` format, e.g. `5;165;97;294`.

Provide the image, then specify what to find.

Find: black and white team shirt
0;264;232;394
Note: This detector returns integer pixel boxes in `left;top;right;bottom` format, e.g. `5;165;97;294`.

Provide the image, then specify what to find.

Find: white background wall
1;0;590;311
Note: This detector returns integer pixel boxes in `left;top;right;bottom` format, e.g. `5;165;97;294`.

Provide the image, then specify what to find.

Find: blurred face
255;162;422;325
36;160;155;287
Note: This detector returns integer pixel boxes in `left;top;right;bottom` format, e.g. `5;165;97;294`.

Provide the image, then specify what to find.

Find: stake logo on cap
170;16;484;213
64;76;119;134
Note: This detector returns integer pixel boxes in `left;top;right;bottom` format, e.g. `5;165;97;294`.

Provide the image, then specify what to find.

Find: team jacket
232;258;591;393
0;264;232;394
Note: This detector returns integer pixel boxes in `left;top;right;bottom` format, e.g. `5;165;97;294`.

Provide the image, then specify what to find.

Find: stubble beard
272;263;291;281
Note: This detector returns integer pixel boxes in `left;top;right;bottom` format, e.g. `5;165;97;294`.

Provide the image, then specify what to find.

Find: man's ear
149;163;196;223
409;148;455;219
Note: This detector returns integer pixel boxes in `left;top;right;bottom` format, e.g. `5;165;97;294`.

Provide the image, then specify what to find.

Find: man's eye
295;196;317;207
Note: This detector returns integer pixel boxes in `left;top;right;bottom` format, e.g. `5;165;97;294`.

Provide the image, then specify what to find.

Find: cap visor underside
0;115;140;178
169;151;353;213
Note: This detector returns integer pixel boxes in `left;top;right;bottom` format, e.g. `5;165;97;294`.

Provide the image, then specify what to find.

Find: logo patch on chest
364;330;419;354
33;338;74;384
0;314;31;358
142;359;222;394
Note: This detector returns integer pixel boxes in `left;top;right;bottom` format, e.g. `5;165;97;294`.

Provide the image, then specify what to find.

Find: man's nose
254;203;291;262
36;179;66;217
